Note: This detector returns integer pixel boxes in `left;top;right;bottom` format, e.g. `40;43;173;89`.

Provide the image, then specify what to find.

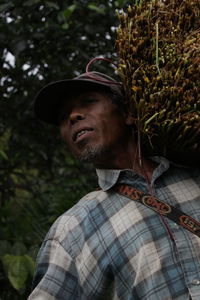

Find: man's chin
75;145;107;163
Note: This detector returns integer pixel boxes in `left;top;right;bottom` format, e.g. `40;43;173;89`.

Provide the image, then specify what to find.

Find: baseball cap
34;71;123;126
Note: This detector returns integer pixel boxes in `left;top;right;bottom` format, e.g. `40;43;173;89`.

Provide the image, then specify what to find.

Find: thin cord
86;57;118;72
85;57;122;86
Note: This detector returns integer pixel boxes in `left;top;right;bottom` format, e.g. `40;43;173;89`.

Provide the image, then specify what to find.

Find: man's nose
69;111;85;125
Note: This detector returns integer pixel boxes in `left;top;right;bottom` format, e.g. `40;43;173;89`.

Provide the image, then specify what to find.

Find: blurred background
0;0;130;298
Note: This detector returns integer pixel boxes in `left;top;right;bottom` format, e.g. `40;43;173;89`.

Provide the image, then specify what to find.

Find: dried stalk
116;0;200;163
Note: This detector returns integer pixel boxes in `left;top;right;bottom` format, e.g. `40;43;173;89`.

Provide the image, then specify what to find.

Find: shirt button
191;279;200;285
174;223;179;229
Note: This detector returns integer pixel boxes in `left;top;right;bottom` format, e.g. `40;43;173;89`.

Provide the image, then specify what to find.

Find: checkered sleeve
28;239;80;300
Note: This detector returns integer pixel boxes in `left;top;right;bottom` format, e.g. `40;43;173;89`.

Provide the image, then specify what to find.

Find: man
29;71;200;299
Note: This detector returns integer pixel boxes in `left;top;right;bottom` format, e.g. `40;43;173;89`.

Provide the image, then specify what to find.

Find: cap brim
34;79;112;125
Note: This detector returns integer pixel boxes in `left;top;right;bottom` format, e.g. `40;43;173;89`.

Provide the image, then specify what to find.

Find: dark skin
60;91;156;181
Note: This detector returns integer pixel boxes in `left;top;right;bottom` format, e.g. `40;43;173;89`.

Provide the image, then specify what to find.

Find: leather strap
114;184;200;238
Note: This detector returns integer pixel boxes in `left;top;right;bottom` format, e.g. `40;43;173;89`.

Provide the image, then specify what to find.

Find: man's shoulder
44;189;109;242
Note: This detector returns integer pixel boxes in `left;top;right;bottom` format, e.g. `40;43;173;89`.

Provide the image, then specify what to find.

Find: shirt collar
96;156;170;192
96;168;122;191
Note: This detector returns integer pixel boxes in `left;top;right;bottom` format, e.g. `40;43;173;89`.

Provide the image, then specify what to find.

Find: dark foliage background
0;0;130;298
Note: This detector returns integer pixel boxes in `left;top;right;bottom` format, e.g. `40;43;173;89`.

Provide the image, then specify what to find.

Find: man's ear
125;113;135;125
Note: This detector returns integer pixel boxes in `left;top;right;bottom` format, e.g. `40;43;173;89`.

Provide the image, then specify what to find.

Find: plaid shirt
29;157;200;299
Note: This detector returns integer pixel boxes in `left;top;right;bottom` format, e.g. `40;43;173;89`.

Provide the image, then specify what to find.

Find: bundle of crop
116;0;200;164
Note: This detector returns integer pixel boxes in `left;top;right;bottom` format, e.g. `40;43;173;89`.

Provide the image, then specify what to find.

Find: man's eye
58;112;69;124
85;98;97;104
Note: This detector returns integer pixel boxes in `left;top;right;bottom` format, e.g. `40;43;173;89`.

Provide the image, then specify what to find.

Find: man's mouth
73;128;94;142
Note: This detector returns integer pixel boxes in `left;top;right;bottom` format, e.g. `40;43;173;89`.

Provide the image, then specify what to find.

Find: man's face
60;91;131;166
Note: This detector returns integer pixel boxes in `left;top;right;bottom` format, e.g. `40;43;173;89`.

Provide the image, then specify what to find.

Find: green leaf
0;3;14;12
62;4;76;19
12;242;27;255
46;1;60;10
0;150;8;160
62;23;69;30
11;40;27;56
2;255;29;291
23;0;41;7
24;255;35;276
114;0;128;7
88;4;105;15
0;241;12;258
